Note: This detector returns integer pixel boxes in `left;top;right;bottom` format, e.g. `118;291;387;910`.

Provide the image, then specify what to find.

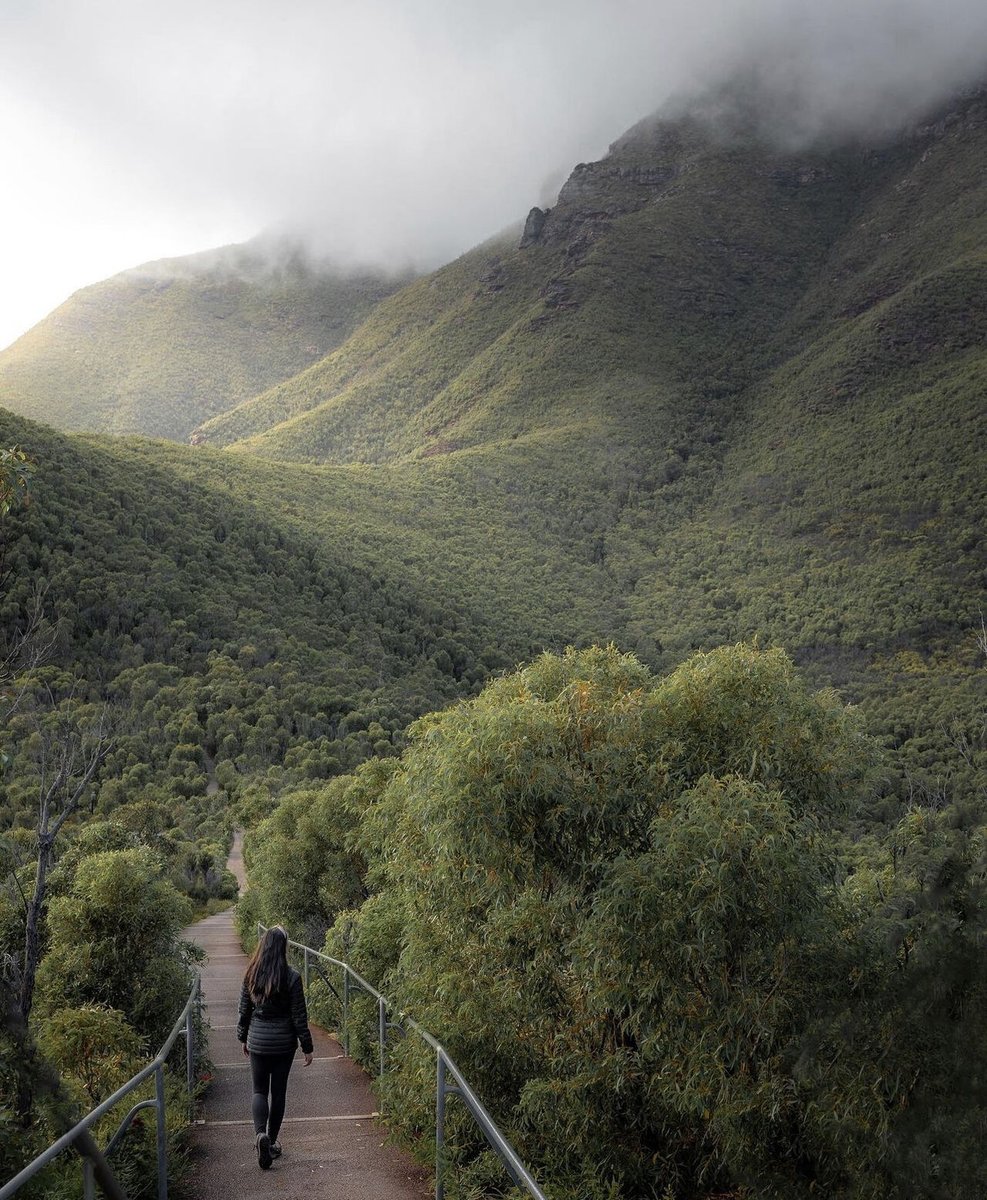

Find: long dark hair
244;925;290;1002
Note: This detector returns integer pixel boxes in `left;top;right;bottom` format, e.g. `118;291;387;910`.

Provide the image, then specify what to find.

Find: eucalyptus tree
16;696;112;1023
336;644;879;1198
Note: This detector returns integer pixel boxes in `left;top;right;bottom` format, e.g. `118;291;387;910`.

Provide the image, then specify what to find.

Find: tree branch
49;740;110;840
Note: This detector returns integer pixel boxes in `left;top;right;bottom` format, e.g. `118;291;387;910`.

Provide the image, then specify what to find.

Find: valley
1;81;985;1200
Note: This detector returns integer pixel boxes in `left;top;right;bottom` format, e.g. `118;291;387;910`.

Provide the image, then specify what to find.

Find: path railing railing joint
260;921;548;1200
0;972;202;1200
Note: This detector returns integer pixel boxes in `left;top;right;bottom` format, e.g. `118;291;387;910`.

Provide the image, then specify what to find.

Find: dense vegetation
244;645;987;1200
0;408;525;789
1;81;985;1199
0;409;529;1193
1;834;204;1197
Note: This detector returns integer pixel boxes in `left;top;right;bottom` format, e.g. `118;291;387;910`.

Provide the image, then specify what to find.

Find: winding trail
183;832;429;1200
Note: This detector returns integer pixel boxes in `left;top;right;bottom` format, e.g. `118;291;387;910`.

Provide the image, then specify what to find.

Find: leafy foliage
0;446;34;517
261;645;983;1200
38;1004;145;1106
234;769;381;947
0;842;201;1198
34;847;193;1044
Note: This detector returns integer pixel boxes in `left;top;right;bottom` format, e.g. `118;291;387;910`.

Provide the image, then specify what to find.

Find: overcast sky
1;0;986;350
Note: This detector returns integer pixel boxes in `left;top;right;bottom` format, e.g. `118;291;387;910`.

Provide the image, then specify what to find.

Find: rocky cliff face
518;139;690;258
520;84;987;262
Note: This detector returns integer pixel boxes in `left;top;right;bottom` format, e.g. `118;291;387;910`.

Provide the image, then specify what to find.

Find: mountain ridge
0;237;412;441
193;88;986;467
0;83;983;810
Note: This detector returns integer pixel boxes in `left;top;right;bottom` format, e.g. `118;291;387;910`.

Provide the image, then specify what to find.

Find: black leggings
249;1051;295;1141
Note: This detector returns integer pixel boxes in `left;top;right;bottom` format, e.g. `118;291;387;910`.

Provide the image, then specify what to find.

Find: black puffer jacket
237;967;314;1056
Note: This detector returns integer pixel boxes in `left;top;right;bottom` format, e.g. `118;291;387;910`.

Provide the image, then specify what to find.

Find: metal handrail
0;972;201;1200
259;922;547;1200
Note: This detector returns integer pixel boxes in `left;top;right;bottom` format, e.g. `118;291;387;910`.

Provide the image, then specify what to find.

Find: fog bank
1;0;986;344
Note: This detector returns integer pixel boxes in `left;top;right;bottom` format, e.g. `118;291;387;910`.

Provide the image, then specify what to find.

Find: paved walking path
183;834;429;1200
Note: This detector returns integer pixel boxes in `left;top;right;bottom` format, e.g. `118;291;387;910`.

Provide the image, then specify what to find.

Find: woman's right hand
303;1052;314;1066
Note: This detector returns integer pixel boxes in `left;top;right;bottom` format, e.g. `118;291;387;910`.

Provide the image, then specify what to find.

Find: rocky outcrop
518;146;687;261
519;206;550;248
555;161;679;209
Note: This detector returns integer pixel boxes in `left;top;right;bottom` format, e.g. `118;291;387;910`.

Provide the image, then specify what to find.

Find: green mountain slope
191;90;987;795
0;408;534;812
187;121;862;463
0;240;409;441
3;86;984;821
199;94;986;472
2;83;985;1200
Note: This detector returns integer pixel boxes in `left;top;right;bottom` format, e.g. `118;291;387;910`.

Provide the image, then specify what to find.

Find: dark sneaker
270;1142;282;1159
256;1132;272;1169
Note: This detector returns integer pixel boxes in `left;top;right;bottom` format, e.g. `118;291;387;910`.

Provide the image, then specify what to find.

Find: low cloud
1;0;986;324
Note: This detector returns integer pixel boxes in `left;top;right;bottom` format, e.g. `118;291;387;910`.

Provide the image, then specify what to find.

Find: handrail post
303;945;309;991
342;966;350;1056
0;975;199;1200
436;1049;447;1200
378;995;386;1088
185;977;196;1097
155;1064;168;1200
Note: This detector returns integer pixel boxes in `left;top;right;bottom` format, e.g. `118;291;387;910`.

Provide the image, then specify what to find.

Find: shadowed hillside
0;407;531;807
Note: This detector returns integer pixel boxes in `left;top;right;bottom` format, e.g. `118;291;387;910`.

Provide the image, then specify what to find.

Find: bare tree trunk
17;714;110;1016
13;722;111;1120
19;832;53;1025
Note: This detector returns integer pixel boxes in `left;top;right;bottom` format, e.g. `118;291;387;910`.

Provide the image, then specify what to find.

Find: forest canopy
241;644;987;1200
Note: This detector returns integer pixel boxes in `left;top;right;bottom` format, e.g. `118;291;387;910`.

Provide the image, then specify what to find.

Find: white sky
1;0;986;350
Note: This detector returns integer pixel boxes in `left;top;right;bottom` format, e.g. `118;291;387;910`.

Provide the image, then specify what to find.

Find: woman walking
236;925;314;1168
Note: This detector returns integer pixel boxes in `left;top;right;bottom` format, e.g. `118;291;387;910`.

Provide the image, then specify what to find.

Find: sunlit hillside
0;239;410;440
